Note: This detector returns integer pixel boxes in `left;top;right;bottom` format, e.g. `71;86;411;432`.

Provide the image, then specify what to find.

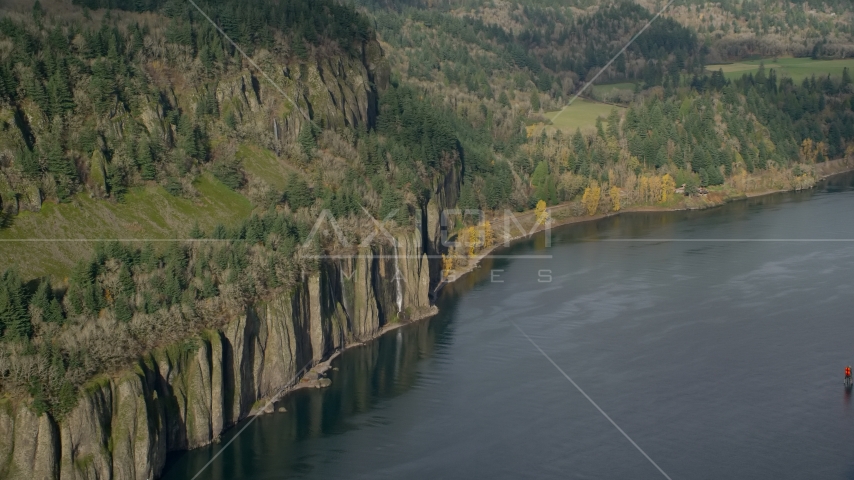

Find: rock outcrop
0;231;432;480
212;40;389;154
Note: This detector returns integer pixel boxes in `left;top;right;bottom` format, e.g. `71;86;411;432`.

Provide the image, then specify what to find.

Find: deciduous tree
661;174;675;202
610;185;620;211
582;181;600;215
535;199;549;224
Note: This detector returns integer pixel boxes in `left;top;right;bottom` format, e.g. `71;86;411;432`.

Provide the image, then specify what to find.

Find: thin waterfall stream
393;240;403;313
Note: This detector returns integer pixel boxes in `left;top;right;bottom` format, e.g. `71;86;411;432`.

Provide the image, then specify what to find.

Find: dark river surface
163;172;854;480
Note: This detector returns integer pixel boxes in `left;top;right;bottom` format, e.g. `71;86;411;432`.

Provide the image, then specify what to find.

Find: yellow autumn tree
449;246;460;267
638;175;650;204
609;185;620;211
441;253;454;278
661;174;675;203
582;180;601;215
648;175;662;203
535;199;549;225
801;138;828;163
482;220;494;248
801;138;815;163
467;226;478;257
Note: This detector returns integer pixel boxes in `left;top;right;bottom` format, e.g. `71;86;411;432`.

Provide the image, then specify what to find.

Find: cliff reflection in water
163;172;854;480
161;293;463;480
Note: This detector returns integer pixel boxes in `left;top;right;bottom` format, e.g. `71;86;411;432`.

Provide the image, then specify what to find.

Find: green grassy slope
545;99;623;132
0;174;252;278
238;144;296;190
708;58;854;82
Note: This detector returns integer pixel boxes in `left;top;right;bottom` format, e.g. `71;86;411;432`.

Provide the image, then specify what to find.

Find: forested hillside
501;68;854;215
664;0;854;60
2;0;854;437
0;0;469;418
0;0;373;207
358;0;701;140
351;0;854;211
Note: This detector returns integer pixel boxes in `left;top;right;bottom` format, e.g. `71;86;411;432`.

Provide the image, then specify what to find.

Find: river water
162;173;854;480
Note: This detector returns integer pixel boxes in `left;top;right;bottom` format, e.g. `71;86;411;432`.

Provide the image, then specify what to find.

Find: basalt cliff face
0;34;390;215
0;20;461;476
0;230;436;480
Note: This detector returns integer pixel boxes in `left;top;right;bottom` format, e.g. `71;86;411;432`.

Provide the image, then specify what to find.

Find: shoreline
248;304;440;416
191;158;854;447
433;158;854;293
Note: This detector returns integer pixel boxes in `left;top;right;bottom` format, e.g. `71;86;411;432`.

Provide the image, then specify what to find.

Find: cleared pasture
544;98;622;132
708;57;854;82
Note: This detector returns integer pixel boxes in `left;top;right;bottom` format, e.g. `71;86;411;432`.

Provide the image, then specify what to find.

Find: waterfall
393;240;403;313
340;267;352;320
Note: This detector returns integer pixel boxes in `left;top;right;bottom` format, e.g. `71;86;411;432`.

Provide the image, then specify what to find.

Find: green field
708;57;854;82
0;174;252;278
544;98;622;132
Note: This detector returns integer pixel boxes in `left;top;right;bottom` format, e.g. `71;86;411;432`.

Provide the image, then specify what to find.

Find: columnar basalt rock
0;401;60;480
0;238;437;480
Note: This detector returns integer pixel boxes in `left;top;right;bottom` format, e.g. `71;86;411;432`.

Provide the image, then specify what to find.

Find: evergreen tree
606;109;621;139
380;187;407;224
26;76;50;114
41;133;77;201
498;91;510;108
201;276;218;299
0;269;32;339
136;139;156;180
177;116;201;159
139;243;158;270
48;69;75;115
89;59;117;114
572;128;586;155
531;161;553;203
33;279;64;325
458;183;478;210
292;35;309;60
118;265;134;297
285;173;312;210
212;224;228;240
32;280;50;310
828;122;844;157
212;159;245;190
706;166;724;185
0;62;16;101
189;222;204;239
114;296;133;322
224;111;237;129
530;90;540;112
17;148;42;178
45;297;64;324
531;160;549;189
32;0;44;22
298;124;316;158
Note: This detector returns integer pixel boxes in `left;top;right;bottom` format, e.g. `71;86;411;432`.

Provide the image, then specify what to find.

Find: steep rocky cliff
0;24;390;215
0;231;432;480
424;161;462;286
211;39;389;156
